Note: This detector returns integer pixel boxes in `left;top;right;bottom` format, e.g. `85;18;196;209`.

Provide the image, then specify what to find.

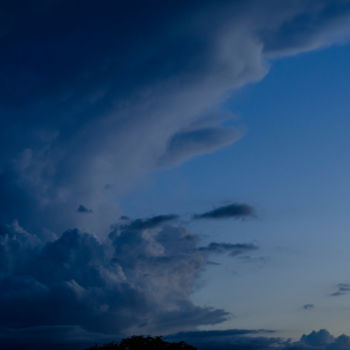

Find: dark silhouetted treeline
87;336;196;350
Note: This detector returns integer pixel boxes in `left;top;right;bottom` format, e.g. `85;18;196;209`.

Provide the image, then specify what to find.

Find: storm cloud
1;1;350;349
1;0;350;236
0;214;260;345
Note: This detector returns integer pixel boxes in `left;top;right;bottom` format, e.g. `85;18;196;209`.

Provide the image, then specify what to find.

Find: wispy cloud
199;242;258;256
167;328;350;350
194;204;255;220
119;214;179;231
330;283;350;297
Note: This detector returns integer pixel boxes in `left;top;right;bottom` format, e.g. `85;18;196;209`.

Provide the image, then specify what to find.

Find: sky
2;1;350;349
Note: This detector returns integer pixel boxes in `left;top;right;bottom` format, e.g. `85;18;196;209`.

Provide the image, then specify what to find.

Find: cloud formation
167;329;350;350
77;205;94;214
119;215;179;231
194;204;255;220
0;214;260;346
1;1;350;348
330;283;350;297
303;304;315;310
199;242;258;256
2;327;350;350
158;127;243;167
1;0;350;236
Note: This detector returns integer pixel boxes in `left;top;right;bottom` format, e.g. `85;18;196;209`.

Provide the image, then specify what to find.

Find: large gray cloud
1;0;350;236
0;215;260;345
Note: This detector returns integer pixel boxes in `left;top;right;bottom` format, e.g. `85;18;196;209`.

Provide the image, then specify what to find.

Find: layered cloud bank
168;329;350;350
2;327;350;350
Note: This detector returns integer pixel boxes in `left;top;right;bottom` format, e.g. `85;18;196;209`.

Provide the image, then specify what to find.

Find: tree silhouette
87;336;197;350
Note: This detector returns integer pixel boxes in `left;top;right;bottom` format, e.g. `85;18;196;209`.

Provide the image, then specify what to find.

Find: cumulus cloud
194;203;255;220
0;213;261;346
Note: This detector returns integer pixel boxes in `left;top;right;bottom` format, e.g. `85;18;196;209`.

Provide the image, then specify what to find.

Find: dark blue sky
2;1;350;349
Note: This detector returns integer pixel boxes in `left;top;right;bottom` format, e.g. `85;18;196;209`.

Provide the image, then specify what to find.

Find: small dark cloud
77;205;93;214
199;242;258;257
121;214;179;231
194;204;255;220
303;304;315;310
330;283;350;297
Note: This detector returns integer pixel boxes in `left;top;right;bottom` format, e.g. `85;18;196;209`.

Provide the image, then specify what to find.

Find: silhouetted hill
87;336;196;350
